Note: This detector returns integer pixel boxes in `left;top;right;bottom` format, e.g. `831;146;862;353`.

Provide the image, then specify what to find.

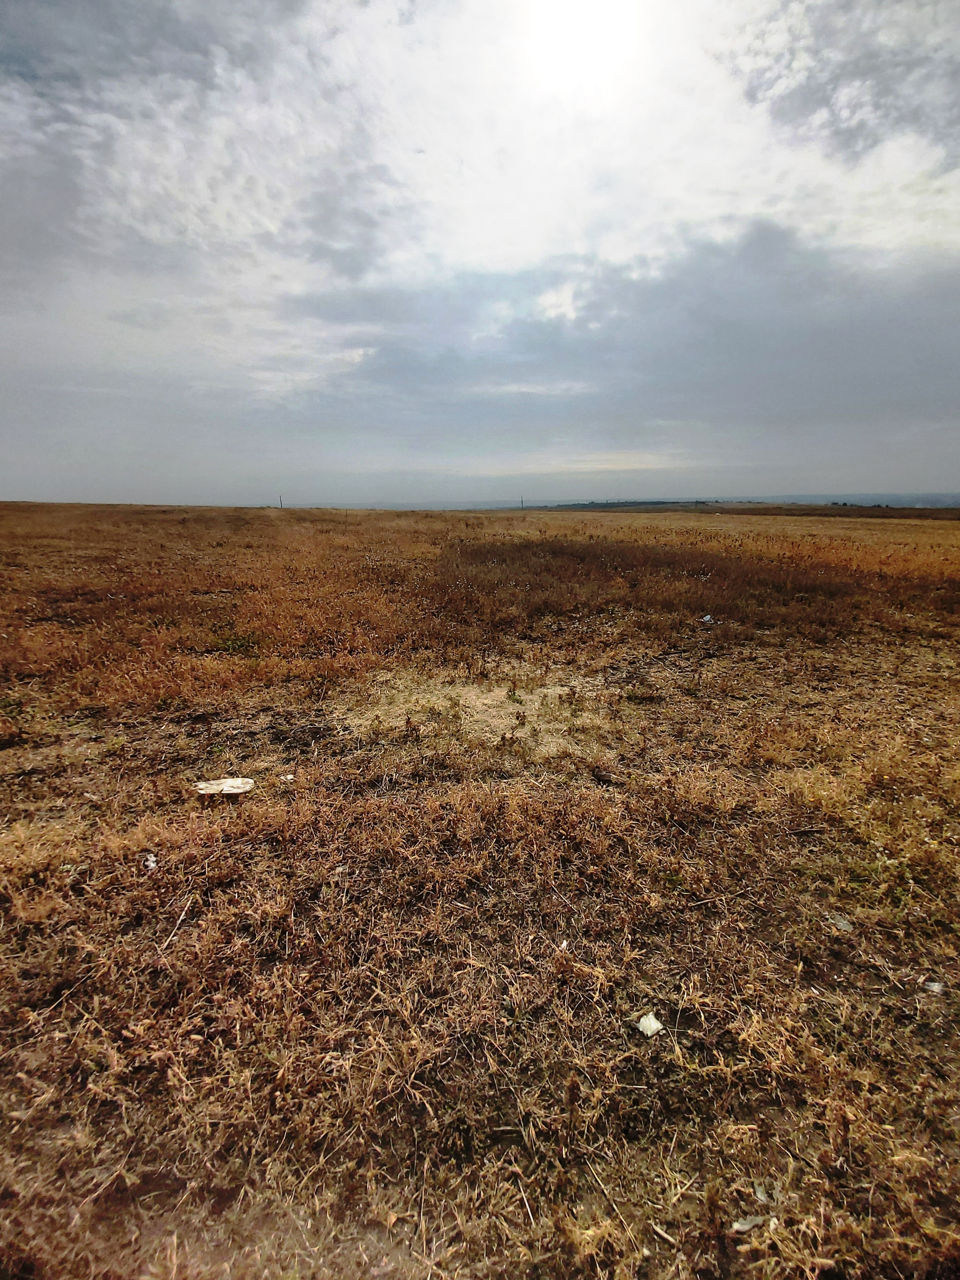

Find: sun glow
515;0;653;108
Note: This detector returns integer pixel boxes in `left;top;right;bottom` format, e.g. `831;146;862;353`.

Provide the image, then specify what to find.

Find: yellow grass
0;502;959;1279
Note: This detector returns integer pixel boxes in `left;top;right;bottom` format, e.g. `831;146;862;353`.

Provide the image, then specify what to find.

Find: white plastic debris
701;614;715;624
732;1215;767;1234
280;774;295;782
753;1183;770;1205
824;911;854;933
142;852;158;872
194;777;254;795
924;980;946;995
636;1012;665;1038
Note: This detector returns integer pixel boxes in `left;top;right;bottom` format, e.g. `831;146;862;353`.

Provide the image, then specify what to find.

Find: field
1;502;959;1280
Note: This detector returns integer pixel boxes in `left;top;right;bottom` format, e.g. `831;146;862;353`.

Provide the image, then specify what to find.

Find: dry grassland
1;502;959;1280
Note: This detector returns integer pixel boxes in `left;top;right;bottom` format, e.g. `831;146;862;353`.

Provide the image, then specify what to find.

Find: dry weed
0;502;958;1279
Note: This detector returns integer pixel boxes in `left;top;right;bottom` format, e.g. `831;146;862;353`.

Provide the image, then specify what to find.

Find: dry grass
1;502;959;1280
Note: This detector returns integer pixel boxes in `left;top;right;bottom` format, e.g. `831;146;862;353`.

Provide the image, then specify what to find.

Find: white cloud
468;379;593;396
537;284;579;322
6;0;959;384
348;0;960;278
1;0;959;502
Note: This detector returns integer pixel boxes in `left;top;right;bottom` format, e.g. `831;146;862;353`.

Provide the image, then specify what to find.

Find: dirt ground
1;503;959;1279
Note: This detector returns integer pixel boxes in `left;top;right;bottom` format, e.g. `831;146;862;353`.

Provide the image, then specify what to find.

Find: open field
1;502;959;1280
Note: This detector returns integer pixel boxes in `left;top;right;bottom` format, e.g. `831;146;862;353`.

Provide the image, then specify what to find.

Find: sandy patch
338;667;617;760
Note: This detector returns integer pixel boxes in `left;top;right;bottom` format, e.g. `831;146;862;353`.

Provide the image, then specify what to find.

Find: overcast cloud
1;0;958;505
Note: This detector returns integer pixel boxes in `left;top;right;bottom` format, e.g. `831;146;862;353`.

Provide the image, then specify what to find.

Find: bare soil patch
339;666;616;761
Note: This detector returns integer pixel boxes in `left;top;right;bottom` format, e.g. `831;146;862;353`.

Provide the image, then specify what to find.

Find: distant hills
551;493;960;511
752;493;960;508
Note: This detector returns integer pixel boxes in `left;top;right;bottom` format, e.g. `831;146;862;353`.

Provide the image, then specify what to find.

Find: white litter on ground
194;777;254;795
732;1215;767;1234
635;1012;665;1038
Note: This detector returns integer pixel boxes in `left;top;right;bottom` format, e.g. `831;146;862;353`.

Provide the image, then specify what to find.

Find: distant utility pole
520;496;524;510
279;495;283;509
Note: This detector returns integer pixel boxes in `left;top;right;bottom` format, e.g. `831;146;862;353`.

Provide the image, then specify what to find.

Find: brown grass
1;502;959;1279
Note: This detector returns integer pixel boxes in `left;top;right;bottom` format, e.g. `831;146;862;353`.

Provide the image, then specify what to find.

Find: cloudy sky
1;0;958;506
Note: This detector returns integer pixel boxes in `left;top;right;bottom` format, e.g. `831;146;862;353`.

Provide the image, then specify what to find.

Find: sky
1;0;958;507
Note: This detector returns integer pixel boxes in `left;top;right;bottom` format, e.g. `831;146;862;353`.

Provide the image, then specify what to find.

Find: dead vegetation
0;502;959;1279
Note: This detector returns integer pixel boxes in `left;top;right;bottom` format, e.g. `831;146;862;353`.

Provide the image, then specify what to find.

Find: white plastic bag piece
636;1012;665;1038
194;777;254;795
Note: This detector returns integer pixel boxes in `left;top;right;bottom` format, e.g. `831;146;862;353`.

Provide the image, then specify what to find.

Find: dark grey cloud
289;223;960;436
534;224;960;430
